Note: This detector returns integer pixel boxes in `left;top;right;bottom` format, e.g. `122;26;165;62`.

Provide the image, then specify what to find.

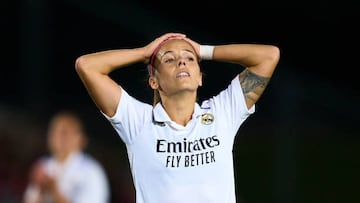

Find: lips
176;71;190;78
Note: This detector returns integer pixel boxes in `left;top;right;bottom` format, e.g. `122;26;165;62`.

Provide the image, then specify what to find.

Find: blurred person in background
22;110;110;203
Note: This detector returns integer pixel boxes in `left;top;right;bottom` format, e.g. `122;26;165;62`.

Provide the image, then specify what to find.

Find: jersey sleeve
205;74;255;136
101;87;152;145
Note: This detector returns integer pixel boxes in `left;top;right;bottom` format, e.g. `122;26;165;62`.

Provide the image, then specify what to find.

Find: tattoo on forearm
239;69;270;102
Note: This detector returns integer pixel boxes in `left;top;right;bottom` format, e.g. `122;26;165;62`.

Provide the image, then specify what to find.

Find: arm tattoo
239;69;270;103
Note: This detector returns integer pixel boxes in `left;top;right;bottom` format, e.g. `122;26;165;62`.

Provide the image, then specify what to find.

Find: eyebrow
160;49;195;58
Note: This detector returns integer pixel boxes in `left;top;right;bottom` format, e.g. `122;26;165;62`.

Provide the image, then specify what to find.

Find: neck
161;92;197;126
54;150;77;163
54;153;68;163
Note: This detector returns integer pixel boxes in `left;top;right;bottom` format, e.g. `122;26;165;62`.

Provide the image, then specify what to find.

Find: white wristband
199;45;214;60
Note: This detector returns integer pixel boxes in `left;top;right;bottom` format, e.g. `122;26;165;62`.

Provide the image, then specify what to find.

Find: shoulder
105;88;153;123
80;153;101;165
70;153;104;173
34;154;53;166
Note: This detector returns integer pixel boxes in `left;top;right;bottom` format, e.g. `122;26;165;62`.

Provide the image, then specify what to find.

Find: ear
148;76;159;90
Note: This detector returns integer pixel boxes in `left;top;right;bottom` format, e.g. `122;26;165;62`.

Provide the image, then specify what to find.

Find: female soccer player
75;32;280;203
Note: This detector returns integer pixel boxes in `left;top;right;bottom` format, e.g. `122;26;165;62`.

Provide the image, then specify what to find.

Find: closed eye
164;58;175;63
186;56;195;61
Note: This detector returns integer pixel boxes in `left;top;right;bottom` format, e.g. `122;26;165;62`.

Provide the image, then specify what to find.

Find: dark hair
152;89;160;107
48;110;86;135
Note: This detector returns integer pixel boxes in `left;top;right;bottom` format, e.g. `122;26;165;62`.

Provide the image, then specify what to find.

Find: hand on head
182;37;200;59
143;33;187;64
144;33;202;76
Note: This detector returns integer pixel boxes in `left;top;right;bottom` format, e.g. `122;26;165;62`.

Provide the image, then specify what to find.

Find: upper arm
237;45;280;108
239;68;271;109
75;57;121;117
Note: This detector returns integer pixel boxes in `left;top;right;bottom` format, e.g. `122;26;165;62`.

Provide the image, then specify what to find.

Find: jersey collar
153;102;203;124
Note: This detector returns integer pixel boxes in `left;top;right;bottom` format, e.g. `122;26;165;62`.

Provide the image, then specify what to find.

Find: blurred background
2;0;359;202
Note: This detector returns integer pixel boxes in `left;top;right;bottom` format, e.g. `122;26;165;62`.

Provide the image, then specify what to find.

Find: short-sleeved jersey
23;151;110;203
103;75;255;203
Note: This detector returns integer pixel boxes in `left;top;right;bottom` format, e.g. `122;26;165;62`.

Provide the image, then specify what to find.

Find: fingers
145;33;186;60
144;33;188;62
182;37;200;57
161;33;186;40
156;33;186;45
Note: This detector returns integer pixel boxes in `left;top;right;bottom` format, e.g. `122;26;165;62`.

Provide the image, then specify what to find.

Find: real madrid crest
201;113;214;125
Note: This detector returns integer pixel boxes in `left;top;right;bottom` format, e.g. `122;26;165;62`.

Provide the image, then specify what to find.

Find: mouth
176;71;190;78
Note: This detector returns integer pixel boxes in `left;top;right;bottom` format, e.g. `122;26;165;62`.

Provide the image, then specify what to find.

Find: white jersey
104;75;255;203
23;151;110;203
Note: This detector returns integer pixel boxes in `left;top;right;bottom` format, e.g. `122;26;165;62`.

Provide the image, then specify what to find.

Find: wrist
199;45;214;60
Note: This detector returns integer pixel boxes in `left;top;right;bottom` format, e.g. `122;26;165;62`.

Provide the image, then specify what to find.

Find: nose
178;58;186;67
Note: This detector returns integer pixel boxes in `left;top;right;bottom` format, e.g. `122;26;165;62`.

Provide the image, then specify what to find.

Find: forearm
212;44;280;77
75;48;146;75
211;44;280;109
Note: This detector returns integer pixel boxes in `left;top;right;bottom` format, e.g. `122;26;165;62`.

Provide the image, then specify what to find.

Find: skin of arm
212;44;280;109
76;33;279;115
182;38;280;109
75;33;186;117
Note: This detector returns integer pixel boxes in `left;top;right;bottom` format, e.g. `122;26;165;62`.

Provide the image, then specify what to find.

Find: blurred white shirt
23;151;110;203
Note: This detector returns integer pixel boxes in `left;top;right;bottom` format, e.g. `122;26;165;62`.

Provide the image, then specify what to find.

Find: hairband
148;37;177;76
